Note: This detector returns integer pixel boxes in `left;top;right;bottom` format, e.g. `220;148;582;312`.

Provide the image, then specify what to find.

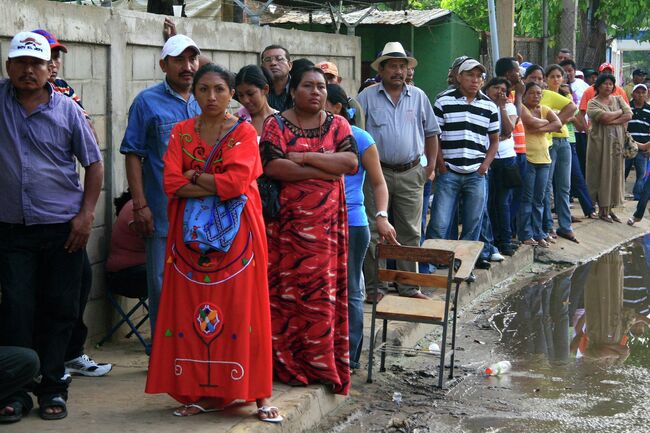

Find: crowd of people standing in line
1;18;650;426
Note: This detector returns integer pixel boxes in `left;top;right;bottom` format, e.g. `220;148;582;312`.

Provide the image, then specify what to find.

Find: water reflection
497;235;650;367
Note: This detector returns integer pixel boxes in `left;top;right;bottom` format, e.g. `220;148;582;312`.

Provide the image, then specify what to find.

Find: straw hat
371;42;417;71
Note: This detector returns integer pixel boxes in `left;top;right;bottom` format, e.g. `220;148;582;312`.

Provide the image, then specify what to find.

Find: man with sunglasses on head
260;45;293;111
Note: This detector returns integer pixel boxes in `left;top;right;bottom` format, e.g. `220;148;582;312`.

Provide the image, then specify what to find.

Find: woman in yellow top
523;65;578;242
544;65;580;242
586;73;633;222
517;82;562;247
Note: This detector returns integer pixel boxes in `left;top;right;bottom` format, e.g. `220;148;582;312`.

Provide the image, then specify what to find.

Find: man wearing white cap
358;41;440;302
428;59;499;253
0;31;103;421
120;34;200;336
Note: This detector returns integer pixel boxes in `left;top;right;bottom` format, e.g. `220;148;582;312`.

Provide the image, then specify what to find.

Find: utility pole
495;0;515;58
559;0;578;57
487;0;500;65
542;0;548;66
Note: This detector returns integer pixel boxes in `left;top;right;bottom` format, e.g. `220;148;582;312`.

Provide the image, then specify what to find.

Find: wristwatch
375;210;389;219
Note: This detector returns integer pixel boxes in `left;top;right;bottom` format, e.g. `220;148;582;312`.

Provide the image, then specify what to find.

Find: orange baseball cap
598;62;614;73
316;61;340;78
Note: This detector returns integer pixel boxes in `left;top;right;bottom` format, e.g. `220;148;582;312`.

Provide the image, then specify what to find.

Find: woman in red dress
145;64;280;422
260;66;358;395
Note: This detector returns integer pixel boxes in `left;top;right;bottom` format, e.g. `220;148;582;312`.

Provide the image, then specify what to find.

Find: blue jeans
347;225;370;369
634;176;650;220
570;142;595;216
145;236;167;335
551;138;573;233
480;170;497;259
489;157;515;249
427;170;486;241
518;162;551;240
544;138;572;233
625;153;648;200
510;153;527;235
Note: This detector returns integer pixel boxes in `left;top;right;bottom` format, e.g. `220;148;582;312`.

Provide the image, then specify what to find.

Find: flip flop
609;212;622;223
0;401;23;424
628;216;641;226
257;406;283;423
557;231;580;244
173;403;222;417
39;395;67;421
599;214;614;223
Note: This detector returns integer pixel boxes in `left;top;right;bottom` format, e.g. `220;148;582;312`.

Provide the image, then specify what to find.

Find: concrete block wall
0;0;361;342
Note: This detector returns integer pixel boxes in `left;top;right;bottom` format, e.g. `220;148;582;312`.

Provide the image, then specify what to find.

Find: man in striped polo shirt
427;58;499;252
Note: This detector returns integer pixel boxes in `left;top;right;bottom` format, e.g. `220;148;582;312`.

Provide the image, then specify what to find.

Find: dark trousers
489;157;516;249
575;132;588;176
0;346;39;411
65;251;92;362
634;177;650;220
569;142;595;216
0;222;82;399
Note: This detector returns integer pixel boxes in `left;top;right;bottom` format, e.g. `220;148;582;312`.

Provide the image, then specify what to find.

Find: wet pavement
314;236;650;433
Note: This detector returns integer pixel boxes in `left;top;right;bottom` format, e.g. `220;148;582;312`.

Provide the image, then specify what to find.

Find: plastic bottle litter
484;360;512;376
392;391;402;406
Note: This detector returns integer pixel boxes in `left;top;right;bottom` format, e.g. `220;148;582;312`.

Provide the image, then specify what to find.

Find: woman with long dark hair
234;65;277;136
518;82;562;247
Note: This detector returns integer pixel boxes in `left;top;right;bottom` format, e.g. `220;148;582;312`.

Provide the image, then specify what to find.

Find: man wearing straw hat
358;41;440;303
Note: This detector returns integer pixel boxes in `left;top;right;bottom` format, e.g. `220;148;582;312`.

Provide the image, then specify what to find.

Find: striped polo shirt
434;88;499;173
628;102;650;143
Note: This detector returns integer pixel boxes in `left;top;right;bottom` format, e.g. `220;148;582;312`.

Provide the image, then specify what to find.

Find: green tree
439;0;649;67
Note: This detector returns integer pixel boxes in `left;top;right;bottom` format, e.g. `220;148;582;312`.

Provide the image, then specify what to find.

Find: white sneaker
64;354;113;377
490;252;505;262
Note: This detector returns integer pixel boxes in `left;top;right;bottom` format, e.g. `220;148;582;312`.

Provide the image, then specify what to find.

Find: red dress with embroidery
259;112;356;395
145;118;273;405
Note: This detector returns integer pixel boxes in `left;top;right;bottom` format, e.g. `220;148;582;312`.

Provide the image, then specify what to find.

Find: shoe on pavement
475;258;491;270
64;354;112;377
490;252;505;262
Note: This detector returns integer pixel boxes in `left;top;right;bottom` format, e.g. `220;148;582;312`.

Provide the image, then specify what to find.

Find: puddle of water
464;235;650;433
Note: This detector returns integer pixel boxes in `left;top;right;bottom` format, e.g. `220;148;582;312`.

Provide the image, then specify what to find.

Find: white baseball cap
457;58;486;74
8;31;51;61
161;34;200;60
633;83;648;93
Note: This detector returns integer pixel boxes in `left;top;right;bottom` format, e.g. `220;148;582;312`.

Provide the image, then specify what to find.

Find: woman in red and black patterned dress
260;66;358;395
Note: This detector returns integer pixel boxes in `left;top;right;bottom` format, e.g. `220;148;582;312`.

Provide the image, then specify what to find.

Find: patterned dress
145;118;273;405
260;112;356;395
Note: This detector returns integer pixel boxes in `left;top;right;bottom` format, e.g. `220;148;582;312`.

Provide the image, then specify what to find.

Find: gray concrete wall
0;0;361;341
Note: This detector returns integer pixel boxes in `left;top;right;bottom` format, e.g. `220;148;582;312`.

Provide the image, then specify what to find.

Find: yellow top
541;90;571;138
523;104;552;164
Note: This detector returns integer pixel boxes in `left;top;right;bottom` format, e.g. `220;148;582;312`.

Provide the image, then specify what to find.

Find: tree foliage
438;0;649;41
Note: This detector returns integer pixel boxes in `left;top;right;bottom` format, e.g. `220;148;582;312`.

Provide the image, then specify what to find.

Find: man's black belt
380;157;421;173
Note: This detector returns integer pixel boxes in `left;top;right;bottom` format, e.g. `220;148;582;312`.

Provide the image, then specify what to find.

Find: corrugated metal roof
262;7;452;28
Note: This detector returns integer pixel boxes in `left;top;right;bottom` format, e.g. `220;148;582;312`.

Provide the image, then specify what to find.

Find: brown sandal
557;231;580;244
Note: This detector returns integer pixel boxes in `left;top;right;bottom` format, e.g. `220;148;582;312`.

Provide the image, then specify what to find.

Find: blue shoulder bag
183;119;247;254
